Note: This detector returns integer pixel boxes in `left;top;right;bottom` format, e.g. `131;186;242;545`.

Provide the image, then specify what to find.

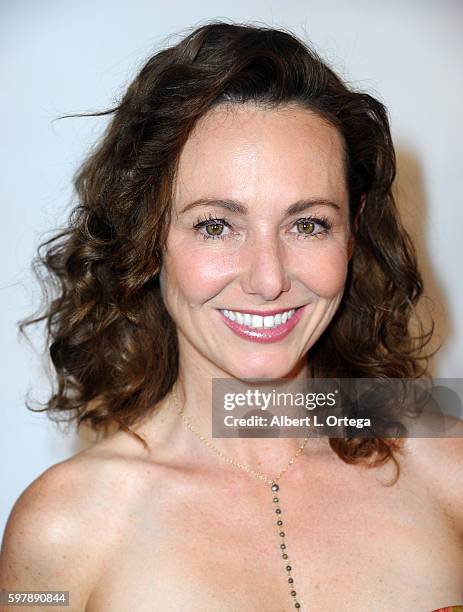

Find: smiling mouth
219;308;297;329
217;305;307;343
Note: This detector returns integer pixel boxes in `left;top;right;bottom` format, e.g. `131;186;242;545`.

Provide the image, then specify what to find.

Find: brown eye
296;220;315;234
205;222;225;236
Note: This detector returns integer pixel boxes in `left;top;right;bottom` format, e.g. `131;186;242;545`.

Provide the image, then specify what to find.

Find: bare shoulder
401;414;463;530
0;432;152;610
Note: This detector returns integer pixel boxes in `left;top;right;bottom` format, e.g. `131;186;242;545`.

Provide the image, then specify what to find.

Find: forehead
173;103;348;209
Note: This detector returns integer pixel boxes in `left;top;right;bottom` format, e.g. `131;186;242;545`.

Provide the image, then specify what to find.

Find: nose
240;234;291;301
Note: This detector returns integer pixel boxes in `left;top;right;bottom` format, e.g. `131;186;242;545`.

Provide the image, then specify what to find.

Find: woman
1;21;462;611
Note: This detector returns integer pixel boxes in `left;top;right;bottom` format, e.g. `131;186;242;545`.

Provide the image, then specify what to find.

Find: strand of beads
271;482;302;609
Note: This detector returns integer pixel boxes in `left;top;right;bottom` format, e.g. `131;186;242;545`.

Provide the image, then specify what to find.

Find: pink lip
218;305;308;343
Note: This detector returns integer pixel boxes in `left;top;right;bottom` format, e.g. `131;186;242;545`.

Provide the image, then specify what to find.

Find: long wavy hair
19;20;435;480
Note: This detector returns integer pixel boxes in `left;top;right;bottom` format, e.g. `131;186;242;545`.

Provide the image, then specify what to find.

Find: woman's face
160;103;352;380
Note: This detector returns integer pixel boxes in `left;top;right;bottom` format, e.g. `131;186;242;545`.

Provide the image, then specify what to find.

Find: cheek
161;233;350;304
161;245;233;304
293;244;348;299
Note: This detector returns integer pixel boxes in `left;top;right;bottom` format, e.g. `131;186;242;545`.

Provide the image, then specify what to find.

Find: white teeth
220;308;297;329
263;315;274;328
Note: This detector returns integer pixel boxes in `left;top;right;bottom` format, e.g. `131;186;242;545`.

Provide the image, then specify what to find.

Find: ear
347;194;366;261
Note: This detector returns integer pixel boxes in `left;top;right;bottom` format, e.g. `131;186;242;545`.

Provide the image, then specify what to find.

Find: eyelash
192;212;333;241
193;213;232;241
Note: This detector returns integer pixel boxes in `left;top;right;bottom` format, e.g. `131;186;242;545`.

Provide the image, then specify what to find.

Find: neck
157;355;328;479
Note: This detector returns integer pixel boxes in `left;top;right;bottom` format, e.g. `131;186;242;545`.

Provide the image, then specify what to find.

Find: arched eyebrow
179;197;341;216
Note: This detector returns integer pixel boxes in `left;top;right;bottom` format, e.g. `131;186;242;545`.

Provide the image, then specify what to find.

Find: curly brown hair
19;20;435;481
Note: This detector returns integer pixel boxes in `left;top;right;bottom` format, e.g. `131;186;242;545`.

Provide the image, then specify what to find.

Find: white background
1;0;462;535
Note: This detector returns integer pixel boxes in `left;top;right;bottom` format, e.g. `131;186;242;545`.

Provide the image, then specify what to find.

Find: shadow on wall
394;145;450;377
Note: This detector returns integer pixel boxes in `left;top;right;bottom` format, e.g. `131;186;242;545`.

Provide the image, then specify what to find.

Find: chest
87;471;463;611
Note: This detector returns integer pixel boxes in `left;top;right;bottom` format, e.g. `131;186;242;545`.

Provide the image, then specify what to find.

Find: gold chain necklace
172;384;309;610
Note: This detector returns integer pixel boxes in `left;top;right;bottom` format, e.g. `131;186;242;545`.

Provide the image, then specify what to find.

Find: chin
220;355;304;382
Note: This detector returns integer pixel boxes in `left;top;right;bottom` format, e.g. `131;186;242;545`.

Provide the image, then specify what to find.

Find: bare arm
0;463;101;612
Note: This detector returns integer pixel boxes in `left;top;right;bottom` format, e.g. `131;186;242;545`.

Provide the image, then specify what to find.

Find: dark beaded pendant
270;482;302;610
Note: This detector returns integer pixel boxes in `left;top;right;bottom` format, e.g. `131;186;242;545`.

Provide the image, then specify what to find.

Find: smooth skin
1;104;462;611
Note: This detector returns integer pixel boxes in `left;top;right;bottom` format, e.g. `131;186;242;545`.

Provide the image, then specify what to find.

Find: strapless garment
431;607;463;611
